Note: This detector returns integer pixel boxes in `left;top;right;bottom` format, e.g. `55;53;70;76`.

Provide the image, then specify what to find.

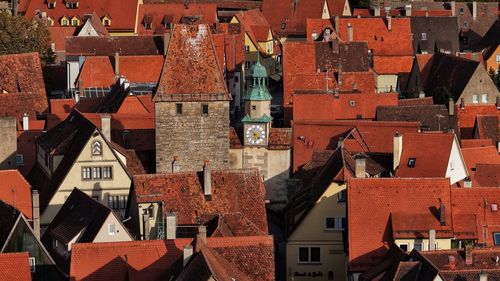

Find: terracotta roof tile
133;169;268;234
48;26;77;52
66;36;164;56
398;97;434;106
421;248;500;274
376;104;457;131
0;170;32;218
395;132;456;178
0;252;32;281
137;3;217;35
457;104;499;138
348;177;452;272
461;146;500;187
460;139;495;148
337;17;413;56
372;55;414;75
306;18;335;42
17;130;44;176
476;115;500;143
0;53;49;118
24;0;139;32
268;128;292;150
475;164;500;187
154;24;230;102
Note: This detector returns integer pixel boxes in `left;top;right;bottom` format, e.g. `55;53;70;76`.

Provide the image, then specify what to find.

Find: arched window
92;141;102;156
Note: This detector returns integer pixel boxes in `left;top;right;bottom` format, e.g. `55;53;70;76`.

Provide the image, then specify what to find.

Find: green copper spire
244;60;272;101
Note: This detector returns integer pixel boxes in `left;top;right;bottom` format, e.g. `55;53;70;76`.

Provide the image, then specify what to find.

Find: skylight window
407;158;416;168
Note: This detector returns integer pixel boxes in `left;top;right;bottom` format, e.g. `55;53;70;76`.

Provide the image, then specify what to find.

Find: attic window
103;19;110;26
92;141;102;156
407;158;416;168
71;18;79;26
281;23;286;29
494;233;500;245
66;1;78;8
349;100;356;107
459;7;464;15
48;1;55;8
144;22;152;29
492;204;498;212
61;18;69;26
421;33;427;40
47;17;54;26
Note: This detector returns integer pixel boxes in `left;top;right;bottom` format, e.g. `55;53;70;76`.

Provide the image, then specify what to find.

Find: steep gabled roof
79;12;109;37
474;20;500;61
0;53;48;118
376;104;457;132
423;53;480;101
154;24;230;102
348;177;452;272
395;133;456;178
132;169;268;235
0;170;32;218
461;146;500;187
410;17;460;55
0;252;31;281
475;115;500;143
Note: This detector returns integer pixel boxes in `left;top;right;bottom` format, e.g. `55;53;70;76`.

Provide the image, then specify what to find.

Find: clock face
245;124;266;145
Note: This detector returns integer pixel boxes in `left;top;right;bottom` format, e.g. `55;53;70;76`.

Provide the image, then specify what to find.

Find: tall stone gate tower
154;24;231;173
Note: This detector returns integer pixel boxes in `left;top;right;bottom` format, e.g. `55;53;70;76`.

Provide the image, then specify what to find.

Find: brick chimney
393;132;403;170
32;190;40;240
465;244;473;265
100;114;111;142
166;212;177;240
203;161;211;196
355;153;367;178
447;255;456;270
183;244;193;267
347;23;353;42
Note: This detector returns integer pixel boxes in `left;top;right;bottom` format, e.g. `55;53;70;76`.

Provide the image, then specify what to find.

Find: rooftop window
407;158;416;168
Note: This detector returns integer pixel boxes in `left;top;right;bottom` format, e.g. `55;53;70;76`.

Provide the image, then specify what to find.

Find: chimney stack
355;153;367;178
74;92;80;103
22;113;29;131
172;156;180;172
386;15;392;31
480;273;488;281
32;190;40;240
451;1;456;17
448;98;455;116
461;98;465;109
347;23;353;42
334;16;339;33
197;225;207;245
393;132;403;170
203;161;211;196
166;212;177;240
496;96;500;110
374;6;380;16
465;244;473;265
100;114;111;142
163;32;171;56
439;200;446;226
337;137;344;148
183;245;193;267
472;1;477;20
405;4;411;16
429;229;436;250
448;255;456;270
464;177;472;188
419;91;425;98
114;51;119;77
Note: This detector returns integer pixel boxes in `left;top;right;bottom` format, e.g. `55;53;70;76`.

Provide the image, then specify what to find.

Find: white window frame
472;94;479;103
92;167;102;179
82;167;91;180
108;223;116;235
103;166;112;179
496;55;500;62
398;243;409;252
481;94;488;103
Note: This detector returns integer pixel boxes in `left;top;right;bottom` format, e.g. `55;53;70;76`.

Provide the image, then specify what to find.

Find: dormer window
47;17;54;26
163;15;172;29
103;19;110;26
92;141;102;156
281;23;286;29
143;15;153;30
407;158;416;167
61;17;69;26
71;18;79;26
459;7;464;15
66;1;78;9
47;1;55;9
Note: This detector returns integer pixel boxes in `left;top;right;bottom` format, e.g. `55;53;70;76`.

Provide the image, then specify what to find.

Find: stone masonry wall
155;101;230;172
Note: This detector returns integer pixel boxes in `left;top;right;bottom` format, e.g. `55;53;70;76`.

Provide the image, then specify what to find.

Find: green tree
431;86;452;105
0;12;54;65
489;67;500;91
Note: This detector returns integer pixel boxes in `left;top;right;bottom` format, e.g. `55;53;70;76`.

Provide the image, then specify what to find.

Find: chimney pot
393;133;403;170
75;92;80;103
374;6;380;16
172;157;180;172
183;245;193;267
386;15;392;31
464;177;472;188
419;91;425;98
203;161;211;196
22;113;29;131
439;200;446;226
166;212;177;240
405;4;412;16
448;98;455;116
472;1;477;20
355;153;367;178
451;1;456;17
461;98;465;109
197;225;207;245
347;23;353;42
496;96;500;110
32;190;40;240
114;52;119;77
429;229;436;250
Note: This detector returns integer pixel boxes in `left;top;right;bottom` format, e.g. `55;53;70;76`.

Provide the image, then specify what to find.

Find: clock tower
242;60;273;147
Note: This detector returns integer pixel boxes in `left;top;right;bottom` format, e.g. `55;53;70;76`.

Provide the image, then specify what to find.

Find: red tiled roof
268;128;292;150
0;170;32;218
0;252;32;281
48;26;77;52
412;10;452;17
306;18;335;42
452;188;500;244
476;115;500;143
47;113;154;130
457;104;499;139
337;17;413;56
212;23;245;73
475;164;500;187
154;24;230;102
133;169;268;234
460;138;495;148
24;0;139;32
78;55;164;88
0;53;49;118
234;9;276;54
348;177;452;272
117;95;154;114
70;239;193;281
398;97;434;106
461;146;500;187
17;130;44;176
293;120;420;171
395;133;455;178
372;55;414;75
66;36;164;56
293;90;398;121
421;248;500;275
137;3;217;35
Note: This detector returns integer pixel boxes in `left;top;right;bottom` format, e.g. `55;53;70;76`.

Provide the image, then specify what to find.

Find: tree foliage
0;12;54;65
489;68;500;91
431;86;452;105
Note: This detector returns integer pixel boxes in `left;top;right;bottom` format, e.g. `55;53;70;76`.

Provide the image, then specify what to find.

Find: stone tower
154;24;231;173
242;60;273;147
